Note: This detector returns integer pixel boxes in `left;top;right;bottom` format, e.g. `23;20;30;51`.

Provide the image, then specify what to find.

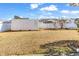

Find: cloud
61;10;70;13
30;4;39;9
61;16;67;18
71;11;79;13
39;15;57;19
43;12;53;15
61;10;79;14
40;5;58;11
66;3;70;6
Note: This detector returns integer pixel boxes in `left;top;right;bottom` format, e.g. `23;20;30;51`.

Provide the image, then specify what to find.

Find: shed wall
39;22;61;29
11;20;38;30
63;20;77;29
0;22;11;32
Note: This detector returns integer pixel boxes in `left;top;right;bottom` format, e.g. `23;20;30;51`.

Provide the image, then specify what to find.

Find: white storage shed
11;19;39;31
0;21;11;32
64;20;77;29
39;20;61;29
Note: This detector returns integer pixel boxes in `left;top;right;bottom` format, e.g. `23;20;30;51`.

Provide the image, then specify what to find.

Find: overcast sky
0;3;79;20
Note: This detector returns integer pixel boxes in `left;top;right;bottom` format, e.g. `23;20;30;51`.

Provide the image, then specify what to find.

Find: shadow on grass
39;40;79;56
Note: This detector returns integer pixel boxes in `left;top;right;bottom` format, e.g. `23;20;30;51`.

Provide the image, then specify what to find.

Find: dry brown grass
0;30;79;55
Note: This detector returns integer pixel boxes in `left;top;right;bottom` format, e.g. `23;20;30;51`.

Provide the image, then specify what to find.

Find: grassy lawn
0;30;79;55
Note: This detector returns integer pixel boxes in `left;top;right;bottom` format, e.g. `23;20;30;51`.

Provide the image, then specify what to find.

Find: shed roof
0;20;11;23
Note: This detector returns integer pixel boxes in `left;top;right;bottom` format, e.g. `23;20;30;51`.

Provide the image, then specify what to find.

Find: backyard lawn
0;30;79;55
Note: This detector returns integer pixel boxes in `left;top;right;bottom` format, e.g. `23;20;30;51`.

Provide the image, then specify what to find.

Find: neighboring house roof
14;16;29;20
